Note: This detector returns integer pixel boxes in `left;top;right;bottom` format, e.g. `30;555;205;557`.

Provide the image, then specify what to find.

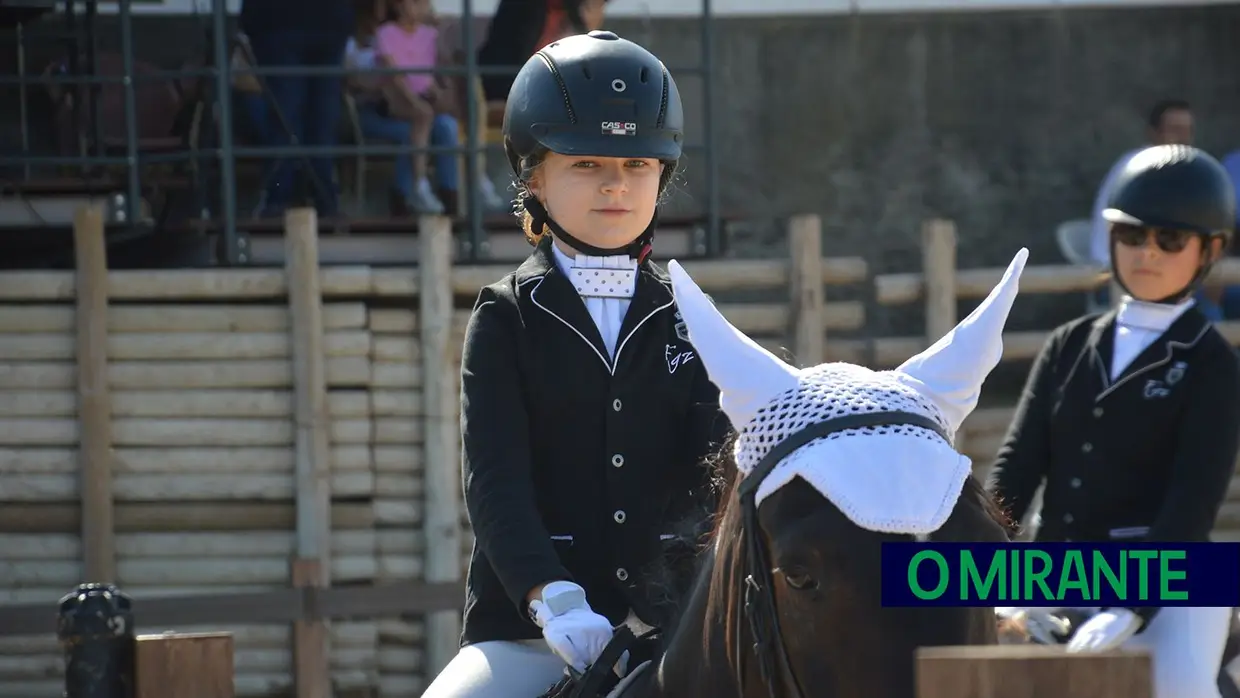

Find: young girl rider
989;144;1240;698
421;31;729;698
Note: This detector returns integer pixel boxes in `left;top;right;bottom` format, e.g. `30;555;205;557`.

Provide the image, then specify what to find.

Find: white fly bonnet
667;249;1028;535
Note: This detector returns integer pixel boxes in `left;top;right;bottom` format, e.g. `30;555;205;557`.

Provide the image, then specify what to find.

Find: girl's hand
421;84;441;111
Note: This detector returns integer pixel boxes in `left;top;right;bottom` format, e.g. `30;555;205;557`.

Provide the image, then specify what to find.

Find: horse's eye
779;568;818;591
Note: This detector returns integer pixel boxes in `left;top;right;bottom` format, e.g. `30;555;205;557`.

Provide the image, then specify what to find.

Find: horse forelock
681;436;1009;697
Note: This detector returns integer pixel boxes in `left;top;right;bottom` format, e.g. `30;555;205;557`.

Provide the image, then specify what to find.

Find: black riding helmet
503;30;684;261
1103;144;1237;304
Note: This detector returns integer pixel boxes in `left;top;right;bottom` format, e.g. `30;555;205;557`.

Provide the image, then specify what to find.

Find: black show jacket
987;307;1240;627
458;237;730;646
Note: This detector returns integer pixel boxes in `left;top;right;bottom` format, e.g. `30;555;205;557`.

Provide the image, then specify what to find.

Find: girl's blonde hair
513;153;548;245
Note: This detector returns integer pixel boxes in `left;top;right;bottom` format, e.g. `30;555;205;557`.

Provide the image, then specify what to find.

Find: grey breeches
420;639;567;698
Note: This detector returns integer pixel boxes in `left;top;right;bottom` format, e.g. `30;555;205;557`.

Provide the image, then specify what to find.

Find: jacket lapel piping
528;274;616;375
1097;322;1210;401
613;278;674;369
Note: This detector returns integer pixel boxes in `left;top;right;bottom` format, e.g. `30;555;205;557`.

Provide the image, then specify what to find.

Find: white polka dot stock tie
569;267;637;299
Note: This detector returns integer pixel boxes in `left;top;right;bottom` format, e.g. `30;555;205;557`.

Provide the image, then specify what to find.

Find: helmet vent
656;66;670;129
536;52;578;125
581;63;593;80
639;67;649;83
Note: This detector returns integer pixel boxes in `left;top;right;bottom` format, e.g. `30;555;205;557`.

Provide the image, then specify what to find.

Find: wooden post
788;214;825;367
74;203;115;583
283;207;332;698
916;645;1152;698
420;214;462;675
135;632;235;698
922;219;957;342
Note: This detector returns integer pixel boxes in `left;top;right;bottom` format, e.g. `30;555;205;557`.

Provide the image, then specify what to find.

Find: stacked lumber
369;307;429;697
0;300;379;697
367;301;472;696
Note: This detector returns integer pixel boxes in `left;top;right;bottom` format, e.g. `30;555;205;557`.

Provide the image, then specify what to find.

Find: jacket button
1063;514;1074;524
1081;443;1093;454
614;510;626;524
1093;407;1103;418
613;398;622;412
616;568;629;582
611;454;624;468
1070;477;1081;488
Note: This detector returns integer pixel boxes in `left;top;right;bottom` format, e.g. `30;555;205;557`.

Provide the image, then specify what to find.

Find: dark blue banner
879;542;1240;607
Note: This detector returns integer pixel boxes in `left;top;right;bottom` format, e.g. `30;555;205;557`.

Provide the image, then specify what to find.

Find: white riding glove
1067;609;1142;653
529;581;615;674
995;606;1071;644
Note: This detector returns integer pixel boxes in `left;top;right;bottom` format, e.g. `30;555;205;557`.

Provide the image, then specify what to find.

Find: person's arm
1146;349;1240;542
1109;346;1240;630
985;328;1063;536
342;39;371;94
461;288;572;617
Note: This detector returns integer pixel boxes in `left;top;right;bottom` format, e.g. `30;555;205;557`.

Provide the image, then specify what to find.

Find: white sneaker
476;177;509;212
412;178;445;215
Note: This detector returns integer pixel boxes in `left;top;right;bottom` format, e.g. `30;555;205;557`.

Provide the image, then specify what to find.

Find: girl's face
529;153;664;253
1111;223;1219;301
397;0;430;23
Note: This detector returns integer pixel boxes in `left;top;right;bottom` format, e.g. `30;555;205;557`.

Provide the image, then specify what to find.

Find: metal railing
0;0;720;264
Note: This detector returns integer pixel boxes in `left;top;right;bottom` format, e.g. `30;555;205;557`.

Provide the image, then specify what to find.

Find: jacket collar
518;236;676;374
1088;306;1212;401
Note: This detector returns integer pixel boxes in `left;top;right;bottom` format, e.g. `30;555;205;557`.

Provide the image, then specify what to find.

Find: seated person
369;0;506;214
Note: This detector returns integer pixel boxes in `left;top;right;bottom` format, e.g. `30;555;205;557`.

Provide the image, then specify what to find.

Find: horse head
660;249;1028;698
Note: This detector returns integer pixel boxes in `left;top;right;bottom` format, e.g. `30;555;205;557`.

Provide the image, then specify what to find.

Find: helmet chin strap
524;197;657;264
1109;236;1217;305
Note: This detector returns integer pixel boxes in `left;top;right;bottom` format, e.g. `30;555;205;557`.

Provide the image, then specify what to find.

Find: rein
732;410;951;698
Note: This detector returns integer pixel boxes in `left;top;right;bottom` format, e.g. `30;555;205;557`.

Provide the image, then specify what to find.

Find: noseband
733;409;951;698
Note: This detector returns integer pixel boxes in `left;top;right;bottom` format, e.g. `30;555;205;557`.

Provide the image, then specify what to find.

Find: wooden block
916;645;1152;698
135;632;235;698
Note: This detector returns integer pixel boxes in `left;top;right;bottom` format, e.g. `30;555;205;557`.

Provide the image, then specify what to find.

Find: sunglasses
1111;223;1197;254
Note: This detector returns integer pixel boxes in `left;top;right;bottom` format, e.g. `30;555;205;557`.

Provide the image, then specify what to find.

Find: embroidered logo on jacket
665;344;696;374
1143;360;1188;399
1165;361;1187;386
673;308;691;342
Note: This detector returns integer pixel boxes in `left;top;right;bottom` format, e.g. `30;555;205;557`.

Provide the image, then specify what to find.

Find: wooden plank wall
0;210;871;697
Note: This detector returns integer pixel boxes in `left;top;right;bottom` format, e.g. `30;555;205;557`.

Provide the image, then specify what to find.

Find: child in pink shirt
375;0;438;100
372;0;507;214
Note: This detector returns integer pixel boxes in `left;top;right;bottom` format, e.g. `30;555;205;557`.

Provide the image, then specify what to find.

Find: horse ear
892;248;1028;434
667;260;799;429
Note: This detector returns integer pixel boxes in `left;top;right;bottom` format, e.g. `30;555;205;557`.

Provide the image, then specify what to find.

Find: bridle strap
733;409;951;698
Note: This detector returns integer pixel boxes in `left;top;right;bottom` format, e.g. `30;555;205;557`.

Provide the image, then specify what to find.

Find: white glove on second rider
994;606;1071;645
530;581;616;674
1066;609;1143;653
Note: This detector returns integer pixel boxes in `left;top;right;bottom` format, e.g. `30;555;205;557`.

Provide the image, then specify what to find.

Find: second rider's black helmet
503;31;684;259
1103;145;1237;303
1103;145;1236;237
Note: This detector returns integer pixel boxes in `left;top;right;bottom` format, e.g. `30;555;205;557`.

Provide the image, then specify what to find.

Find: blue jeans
355;104;459;196
247;29;347;216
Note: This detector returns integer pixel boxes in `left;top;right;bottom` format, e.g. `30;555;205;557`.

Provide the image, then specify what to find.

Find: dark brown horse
548;448;1010;698
541;251;1032;698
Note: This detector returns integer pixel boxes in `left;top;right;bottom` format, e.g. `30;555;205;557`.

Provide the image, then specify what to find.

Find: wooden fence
3;210;1237;696
0;209;868;697
886;220;1240;543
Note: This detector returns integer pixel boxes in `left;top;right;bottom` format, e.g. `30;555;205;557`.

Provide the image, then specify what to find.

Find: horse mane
701;436;746;664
